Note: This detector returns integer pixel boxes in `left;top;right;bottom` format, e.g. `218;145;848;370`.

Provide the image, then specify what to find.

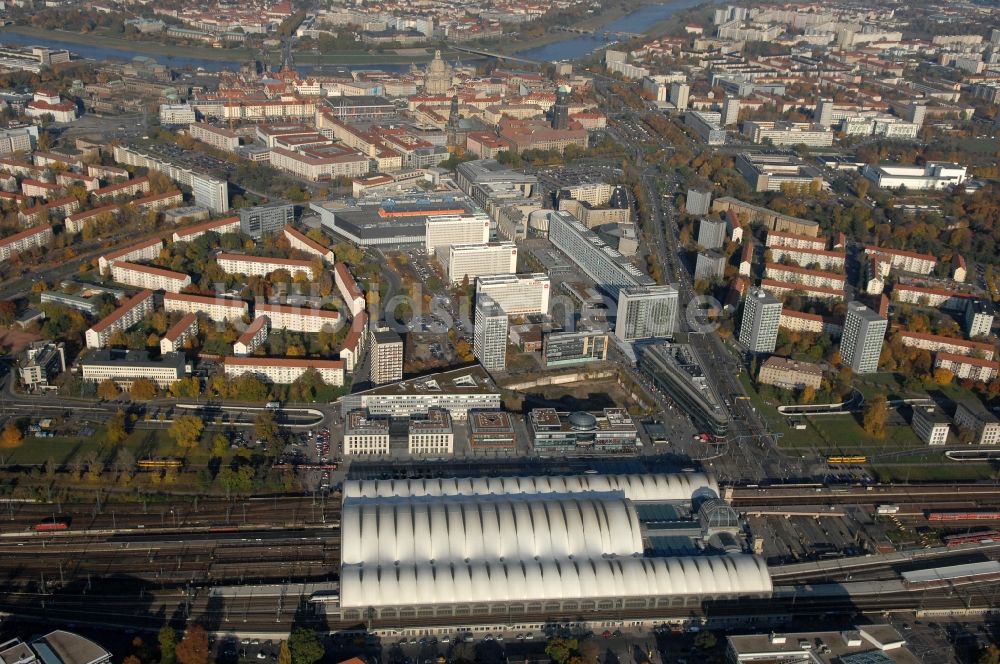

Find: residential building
474;294;508;372
408;408;453;455
954;401;1000;445
112;144;229;213
840;301;887;374
548;210;654;298
757;356;822;390
65;205;121;234
543;330;609;367
18;341;65;388
694;250;726;281
369;326;403;385
80;349;186;388
160;313;198;354
0;224;52;261
768;245;845;271
529;407;639;452
697;218;726;250
189;122;239;152
92;177;150;203
0;125;37;154
223;357;344;386
284;225;335;263
468;410;517;450
764;263;845;290
134;190;184;214
615;285;678;342
898;330;995;360
343;409;390;455
232;316;268;356
779;309;842;338
216;253;316;280
712;197;820;237
339;311;368;372
686;188;711;216
335;262;365;317
341;364;500;419
171;216;240;243
475;273;550;316
85;289;155;349
444;242;517;285
163;292;248;322
257;302;339;333
912;405;950;446
110;261;192;293
669;82;690;111
239;202;294;240
98;237;163;274
864;246;936;275
684;111;727;145
965;299;994;339
935;353;999;383
739;287;781;353
425;214;491;253
765;229;827;251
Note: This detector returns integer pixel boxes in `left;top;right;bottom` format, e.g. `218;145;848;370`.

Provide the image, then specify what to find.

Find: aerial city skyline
0;0;996;663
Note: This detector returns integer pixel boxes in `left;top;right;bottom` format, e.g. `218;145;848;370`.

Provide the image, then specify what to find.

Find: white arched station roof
341;494;644;566
339;555;772;608
343;472;718;504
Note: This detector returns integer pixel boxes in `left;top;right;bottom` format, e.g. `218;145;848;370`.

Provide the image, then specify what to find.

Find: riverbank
1;26;256;62
0;25;469;67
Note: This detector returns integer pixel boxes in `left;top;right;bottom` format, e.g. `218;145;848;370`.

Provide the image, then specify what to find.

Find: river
515;0;709;62
0;0;705;72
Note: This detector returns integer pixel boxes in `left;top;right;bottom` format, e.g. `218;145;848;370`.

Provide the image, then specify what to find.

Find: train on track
927;510;1000;521
33;516;71;531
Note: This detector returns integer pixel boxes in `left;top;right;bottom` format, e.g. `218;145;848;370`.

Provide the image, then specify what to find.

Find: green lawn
5;426;206;466
739;374;922;452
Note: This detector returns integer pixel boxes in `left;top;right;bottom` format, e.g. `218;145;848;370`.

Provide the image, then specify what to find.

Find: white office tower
840;301;887;374
476;273;550;316
697;218;726;250
721;96;741;127
686;188;712;216
669;82;690;111
739;287;781;353
445;242;517;284
474;294;508;372
815;98;834;126
906;102;926;126
615;285;679;342
425;213;491;254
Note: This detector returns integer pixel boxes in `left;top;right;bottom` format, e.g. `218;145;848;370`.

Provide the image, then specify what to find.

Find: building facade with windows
223;357;345;385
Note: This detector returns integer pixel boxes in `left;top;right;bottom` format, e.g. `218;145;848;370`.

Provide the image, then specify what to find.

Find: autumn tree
278;641;292;664
0;421;23;448
932;368;954;385
175;625;209;664
96;378;120;400
106;409;128;444
863;394;889;439
254;410;279;444
130;378;158;400
168;415;204;448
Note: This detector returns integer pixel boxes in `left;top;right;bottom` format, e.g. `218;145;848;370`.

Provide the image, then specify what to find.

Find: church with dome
424;50;453;94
